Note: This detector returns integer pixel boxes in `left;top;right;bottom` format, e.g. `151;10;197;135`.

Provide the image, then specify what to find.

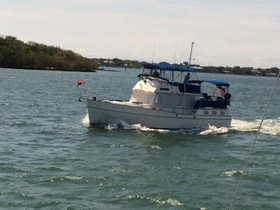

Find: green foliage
1;35;278;76
95;58;279;77
96;58;141;68
0;36;98;71
202;66;279;76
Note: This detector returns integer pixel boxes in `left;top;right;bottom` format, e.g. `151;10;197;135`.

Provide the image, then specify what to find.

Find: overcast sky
1;0;280;68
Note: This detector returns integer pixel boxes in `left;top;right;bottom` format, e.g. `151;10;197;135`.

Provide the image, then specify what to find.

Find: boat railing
138;74;171;84
178;83;201;93
193;92;231;109
193;98;230;109
138;74;202;94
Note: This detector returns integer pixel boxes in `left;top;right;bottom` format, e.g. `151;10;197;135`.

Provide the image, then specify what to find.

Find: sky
1;0;280;68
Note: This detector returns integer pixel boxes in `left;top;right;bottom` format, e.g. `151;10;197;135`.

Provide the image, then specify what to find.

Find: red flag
77;80;85;86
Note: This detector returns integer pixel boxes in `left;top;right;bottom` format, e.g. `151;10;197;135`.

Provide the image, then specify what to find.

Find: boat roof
189;80;230;87
142;63;195;72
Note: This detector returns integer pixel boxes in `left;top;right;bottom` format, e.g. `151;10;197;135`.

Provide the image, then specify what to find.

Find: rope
229;69;280;210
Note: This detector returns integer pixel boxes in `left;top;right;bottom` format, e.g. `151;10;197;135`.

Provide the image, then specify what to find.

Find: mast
188;42;195;66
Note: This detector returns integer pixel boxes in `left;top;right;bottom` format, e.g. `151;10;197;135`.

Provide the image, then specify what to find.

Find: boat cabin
129;63;231;113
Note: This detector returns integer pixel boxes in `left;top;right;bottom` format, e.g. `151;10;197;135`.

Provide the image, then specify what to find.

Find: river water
0;68;279;209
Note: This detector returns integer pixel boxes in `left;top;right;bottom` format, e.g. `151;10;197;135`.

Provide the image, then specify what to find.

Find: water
0;68;279;209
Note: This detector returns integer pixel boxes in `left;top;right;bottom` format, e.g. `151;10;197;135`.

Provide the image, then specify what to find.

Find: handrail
137;74;171;84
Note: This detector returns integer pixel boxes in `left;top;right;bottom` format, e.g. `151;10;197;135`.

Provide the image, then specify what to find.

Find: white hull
86;99;232;129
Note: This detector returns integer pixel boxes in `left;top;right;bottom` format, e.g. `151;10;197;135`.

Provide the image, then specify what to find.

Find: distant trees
0;36;98;71
200;65;279;76
0;35;278;76
96;58;140;68
96;57;279;76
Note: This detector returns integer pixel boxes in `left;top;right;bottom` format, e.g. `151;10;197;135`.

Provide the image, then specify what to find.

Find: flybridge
141;63;230;88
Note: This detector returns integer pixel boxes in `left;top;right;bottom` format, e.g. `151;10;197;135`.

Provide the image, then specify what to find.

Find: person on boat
183;72;190;91
152;70;160;77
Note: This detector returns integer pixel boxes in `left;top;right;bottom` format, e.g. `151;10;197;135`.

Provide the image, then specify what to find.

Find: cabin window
130;90;155;104
204;111;209;115
212;111;217;115
220;111;225;115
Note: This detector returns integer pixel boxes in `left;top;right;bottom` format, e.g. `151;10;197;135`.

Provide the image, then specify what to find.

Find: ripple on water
1;70;280;210
49;175;89;183
221;170;245;177
120;194;184;207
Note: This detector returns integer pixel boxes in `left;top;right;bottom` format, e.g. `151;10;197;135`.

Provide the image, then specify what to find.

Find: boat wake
230;118;280;136
199;118;280;136
199;126;230;135
105;121;170;134
82;114;280;136
82;114;226;135
81;114;90;127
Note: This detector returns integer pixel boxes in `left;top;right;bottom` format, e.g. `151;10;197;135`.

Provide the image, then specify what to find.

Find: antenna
152;42;156;63
174;44;177;64
188;42;195;66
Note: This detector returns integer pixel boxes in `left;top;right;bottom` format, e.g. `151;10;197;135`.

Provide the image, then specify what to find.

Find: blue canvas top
189;80;230;87
206;80;230;87
143;63;195;72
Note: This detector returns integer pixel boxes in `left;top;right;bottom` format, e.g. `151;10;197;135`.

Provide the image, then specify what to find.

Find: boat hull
86;99;232;129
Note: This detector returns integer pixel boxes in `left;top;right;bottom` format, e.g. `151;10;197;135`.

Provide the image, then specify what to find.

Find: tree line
1;35;279;76
0;36;98;71
97;59;279;77
200;65;279;77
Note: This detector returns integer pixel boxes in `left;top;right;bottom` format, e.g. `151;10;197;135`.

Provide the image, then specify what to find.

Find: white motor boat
83;63;232;129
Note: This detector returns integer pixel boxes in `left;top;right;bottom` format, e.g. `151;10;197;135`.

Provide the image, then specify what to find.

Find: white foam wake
81;113;90;127
221;170;245;177
199;125;230;135
105;120;169;133
122;194;183;207
231;118;280;136
81;116;230;135
81;115;280;136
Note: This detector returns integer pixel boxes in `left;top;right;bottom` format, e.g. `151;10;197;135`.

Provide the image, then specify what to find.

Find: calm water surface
0;68;279;209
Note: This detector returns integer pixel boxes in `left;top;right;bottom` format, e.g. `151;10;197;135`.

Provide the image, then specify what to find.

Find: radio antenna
188;42;195;66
